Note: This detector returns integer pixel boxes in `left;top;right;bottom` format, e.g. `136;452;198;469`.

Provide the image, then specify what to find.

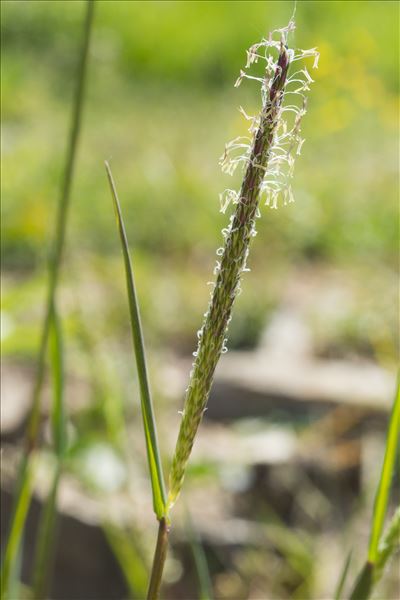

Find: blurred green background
1;1;399;599
2;0;398;361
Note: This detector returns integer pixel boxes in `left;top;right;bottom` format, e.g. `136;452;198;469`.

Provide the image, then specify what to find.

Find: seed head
167;21;318;511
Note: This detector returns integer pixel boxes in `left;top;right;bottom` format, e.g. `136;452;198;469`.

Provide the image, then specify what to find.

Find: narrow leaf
7;519;24;600
334;549;352;600
1;457;33;600
32;465;62;600
375;505;400;585
349;562;374;600
104;522;148;599
49;307;66;458
32;307;65;599
186;509;213;600
1;5;94;596
368;375;400;563
105;161;167;519
349;375;400;600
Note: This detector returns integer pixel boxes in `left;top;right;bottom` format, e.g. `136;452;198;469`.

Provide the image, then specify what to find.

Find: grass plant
106;19;319;599
2;5;398;599
31;309;65;599
349;376;400;600
0;2;94;598
186;509;214;600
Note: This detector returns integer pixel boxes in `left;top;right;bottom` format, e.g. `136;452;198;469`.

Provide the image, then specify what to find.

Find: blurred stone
206;353;395;421
259;307;313;360
1;361;91;440
0;487;128;600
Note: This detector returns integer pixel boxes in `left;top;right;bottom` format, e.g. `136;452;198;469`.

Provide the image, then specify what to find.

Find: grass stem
349;375;400;600
146;518;170;600
0;4;94;598
27;0;95;449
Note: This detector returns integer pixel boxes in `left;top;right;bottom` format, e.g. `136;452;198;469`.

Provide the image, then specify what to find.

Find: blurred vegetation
2;1;398;363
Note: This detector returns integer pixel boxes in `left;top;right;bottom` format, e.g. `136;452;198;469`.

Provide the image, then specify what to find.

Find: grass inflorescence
168;20;319;511
107;19;319;599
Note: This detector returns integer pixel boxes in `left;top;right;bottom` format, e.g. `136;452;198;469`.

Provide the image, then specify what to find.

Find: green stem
368;375;400;562
0;4;94;598
146;518;170;600
0;457;33;600
31;464;62;600
27;0;95;448
32;303;66;599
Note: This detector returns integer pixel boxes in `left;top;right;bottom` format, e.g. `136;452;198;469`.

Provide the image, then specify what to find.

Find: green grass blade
185;510;213;600
32;465;62;600
334;549;352;600
368;375;400;563
375;506;400;584
32;307;66;599
349;562;373;600
1;5;94;596
0;457;33;600
105;161;167;519
27;0;95;448
49;307;66;459
349;375;400;600
103;523;148;599
7;536;23;600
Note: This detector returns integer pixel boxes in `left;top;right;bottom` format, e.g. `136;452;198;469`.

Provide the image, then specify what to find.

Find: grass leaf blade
349;375;400;600
186;509;213;600
104;522;148;599
32;307;66;599
368;375;400;563
32;465;62;599
1;5;94;596
0;457;33;600
334;549;352;600
349;562;373;600
49;307;66;458
105;161;167;519
375;505;400;585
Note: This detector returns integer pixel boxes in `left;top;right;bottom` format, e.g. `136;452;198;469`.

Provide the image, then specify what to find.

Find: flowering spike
168;22;318;510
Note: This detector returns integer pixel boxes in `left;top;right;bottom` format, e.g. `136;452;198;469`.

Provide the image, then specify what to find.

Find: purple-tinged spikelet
168;21;318;510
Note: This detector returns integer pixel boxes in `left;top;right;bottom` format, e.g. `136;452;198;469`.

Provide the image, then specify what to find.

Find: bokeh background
1;1;399;599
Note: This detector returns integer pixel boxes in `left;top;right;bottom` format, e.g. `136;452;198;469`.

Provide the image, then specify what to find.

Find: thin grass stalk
0;457;33;600
374;506;400;584
146;518;170;600
103;522;149;599
32;306;66;599
31;464;62;600
367;375;400;563
0;4;94;597
27;0;95;450
186;509;213;600
349;508;400;600
334;550;352;600
349;563;374;600
349;376;400;600
7;540;23;600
